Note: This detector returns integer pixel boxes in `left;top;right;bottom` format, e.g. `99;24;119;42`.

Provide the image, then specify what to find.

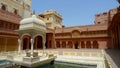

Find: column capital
18;39;21;42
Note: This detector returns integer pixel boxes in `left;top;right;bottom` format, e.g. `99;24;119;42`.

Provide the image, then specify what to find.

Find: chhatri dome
19;14;46;31
18;14;46;57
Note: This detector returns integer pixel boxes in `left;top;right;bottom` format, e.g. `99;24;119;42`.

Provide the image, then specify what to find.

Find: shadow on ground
105;49;120;68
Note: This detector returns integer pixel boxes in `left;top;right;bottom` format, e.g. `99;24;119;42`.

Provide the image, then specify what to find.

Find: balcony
55;36;72;39
0;9;22;24
55;34;109;39
72;34;109;38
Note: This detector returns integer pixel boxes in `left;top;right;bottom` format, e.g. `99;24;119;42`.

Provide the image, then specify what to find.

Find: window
96;14;100;17
47;18;49;20
5;23;8;29
0;22;3;28
26;4;30;10
98;22;101;24
14;8;18;14
9;23;12;29
1;4;6;10
103;12;107;15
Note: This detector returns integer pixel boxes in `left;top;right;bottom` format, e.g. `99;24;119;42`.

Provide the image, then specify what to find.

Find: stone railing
0;9;22;24
103;50;118;68
55;34;109;39
61;52;104;59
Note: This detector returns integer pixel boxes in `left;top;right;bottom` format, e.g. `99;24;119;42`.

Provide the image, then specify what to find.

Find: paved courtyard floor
0;48;120;68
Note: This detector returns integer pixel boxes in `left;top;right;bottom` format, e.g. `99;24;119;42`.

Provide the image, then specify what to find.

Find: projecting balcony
72;34;110;38
55;36;72;39
0;9;22;24
55;34;110;39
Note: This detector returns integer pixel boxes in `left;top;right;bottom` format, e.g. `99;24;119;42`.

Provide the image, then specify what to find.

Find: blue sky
32;0;119;27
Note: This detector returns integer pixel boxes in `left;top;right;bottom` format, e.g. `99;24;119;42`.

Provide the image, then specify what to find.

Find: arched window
0;22;3;28
86;41;91;48
62;42;66;48
14;9;18;14
72;30;80;37
1;4;6;10
97;22;101;24
67;41;73;48
93;41;99;48
56;41;60;48
47;18;49;20
81;41;85;48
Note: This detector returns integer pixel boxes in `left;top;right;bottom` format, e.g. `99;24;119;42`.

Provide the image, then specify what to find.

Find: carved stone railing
0;9;22;24
55;34;109;39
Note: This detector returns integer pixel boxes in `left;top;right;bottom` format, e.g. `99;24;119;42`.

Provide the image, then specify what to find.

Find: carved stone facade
0;0;31;51
95;8;117;25
108;6;120;49
38;10;63;29
53;24;110;49
0;0;31;18
0;1;119;51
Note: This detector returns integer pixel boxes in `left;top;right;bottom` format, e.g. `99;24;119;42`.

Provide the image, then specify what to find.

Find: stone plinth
26;52;38;57
23;57;40;62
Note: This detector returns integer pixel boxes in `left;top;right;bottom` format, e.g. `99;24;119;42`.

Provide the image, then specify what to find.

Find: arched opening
67;41;73;48
86;41;91;48
74;41;79;49
0;22;4;28
22;35;31;50
14;9;17;14
48;40;52;48
45;42;47;48
72;30;80;37
56;41;60;48
93;41;99;48
34;36;43;49
81;41;85;48
1;4;6;10
62;41;66;48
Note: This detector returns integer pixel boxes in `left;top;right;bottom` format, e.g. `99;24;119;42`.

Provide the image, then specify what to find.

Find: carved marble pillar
43;41;46;53
18;39;21;54
84;41;86;49
72;41;74;49
60;41;62;48
65;41;69;48
30;38;34;56
27;37;30;49
91;41;93;48
79;41;81;49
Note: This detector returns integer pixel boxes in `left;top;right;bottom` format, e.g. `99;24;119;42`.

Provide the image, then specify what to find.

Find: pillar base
23;56;40;62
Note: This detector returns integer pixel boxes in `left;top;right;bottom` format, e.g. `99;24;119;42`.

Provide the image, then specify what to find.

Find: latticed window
0;22;4;28
14;8;18;14
1;4;6;10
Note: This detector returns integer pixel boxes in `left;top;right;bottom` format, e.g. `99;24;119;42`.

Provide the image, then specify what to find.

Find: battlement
94;8;117;25
44;10;62;18
95;12;108;17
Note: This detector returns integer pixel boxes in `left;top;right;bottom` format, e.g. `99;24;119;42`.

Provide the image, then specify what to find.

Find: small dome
20;15;46;26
